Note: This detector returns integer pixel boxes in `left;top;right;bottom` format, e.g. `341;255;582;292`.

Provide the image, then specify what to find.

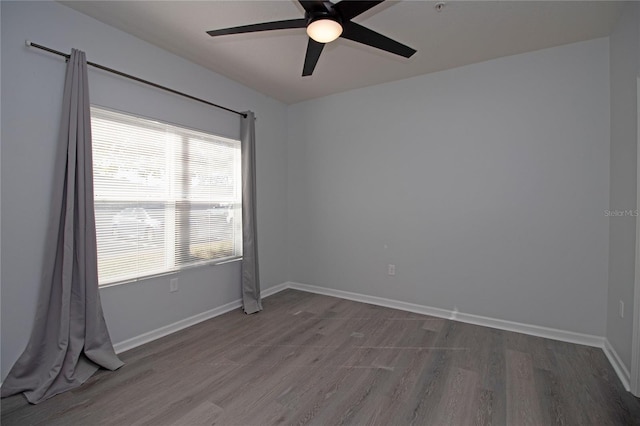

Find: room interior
1;0;639;423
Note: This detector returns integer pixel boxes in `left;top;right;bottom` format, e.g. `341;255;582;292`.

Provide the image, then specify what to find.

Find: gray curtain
1;49;123;404
241;111;262;314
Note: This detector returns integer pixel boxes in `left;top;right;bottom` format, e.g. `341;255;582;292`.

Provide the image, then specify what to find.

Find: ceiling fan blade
302;38;325;76
334;1;385;21
340;22;416;58
207;19;306;37
298;1;328;13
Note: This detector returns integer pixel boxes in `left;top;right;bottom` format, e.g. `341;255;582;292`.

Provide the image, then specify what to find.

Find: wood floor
2;289;639;425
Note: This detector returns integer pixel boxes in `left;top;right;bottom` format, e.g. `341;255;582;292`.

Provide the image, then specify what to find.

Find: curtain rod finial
25;40;33;47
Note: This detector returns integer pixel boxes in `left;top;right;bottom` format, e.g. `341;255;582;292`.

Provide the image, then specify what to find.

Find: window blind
91;106;242;285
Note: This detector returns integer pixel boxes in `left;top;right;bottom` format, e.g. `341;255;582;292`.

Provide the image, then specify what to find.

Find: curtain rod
26;41;248;119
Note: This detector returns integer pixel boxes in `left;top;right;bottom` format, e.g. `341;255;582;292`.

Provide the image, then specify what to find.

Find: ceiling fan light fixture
306;18;343;43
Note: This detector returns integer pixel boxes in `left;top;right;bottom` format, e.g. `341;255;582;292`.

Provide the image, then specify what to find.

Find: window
91;107;242;285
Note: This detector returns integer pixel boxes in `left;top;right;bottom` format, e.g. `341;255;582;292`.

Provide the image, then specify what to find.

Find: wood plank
433;367;480;426
506;349;544;425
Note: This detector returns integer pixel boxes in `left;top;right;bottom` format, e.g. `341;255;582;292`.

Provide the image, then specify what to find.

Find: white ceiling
60;1;621;104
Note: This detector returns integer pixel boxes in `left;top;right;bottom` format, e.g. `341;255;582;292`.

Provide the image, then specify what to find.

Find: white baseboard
113;298;242;354
286;281;452;320
603;339;631;391
112;282;289;354
452;311;605;348
261;282;289;298
287;282;604;348
110;280;630;393
287;282;638;388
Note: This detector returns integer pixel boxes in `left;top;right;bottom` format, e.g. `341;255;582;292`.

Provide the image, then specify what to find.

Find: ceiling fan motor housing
305;9;342;27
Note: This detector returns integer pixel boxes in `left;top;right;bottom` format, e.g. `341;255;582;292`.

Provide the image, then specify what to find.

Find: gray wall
607;2;639;372
1;1;288;380
287;38;611;336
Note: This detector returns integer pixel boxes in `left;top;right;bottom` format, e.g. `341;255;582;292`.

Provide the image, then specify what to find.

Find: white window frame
91;106;242;286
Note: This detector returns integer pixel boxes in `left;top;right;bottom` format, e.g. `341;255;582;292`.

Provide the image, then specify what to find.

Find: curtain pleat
240;111;262;314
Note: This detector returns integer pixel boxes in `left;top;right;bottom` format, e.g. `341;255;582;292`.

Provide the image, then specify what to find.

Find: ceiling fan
206;0;417;77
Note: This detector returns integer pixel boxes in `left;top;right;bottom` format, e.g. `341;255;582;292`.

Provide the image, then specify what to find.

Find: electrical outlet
170;278;179;293
619;300;624;318
388;264;396;276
